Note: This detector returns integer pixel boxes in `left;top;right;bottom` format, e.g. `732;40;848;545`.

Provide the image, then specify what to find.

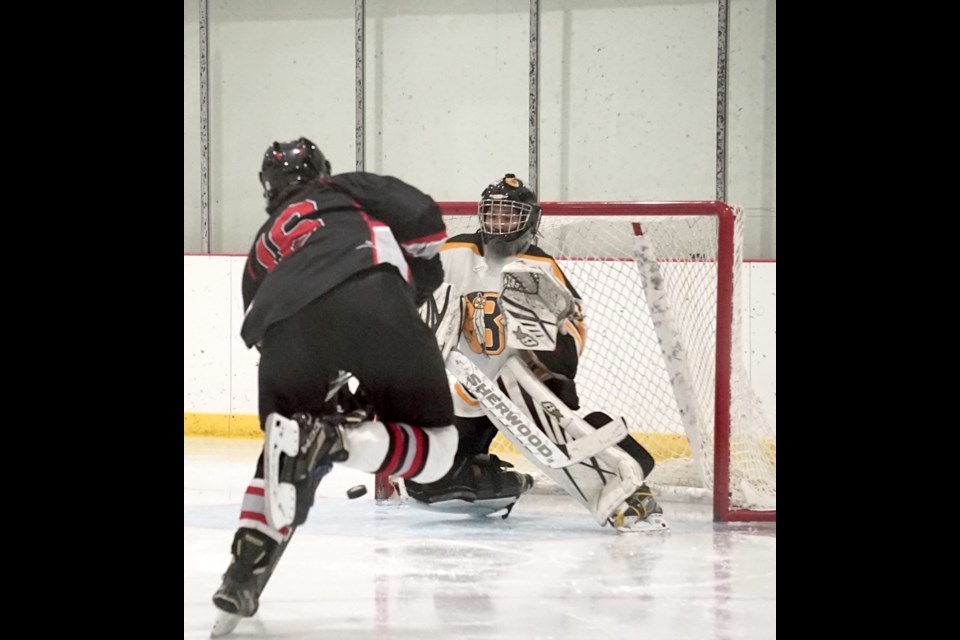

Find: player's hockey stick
445;351;627;468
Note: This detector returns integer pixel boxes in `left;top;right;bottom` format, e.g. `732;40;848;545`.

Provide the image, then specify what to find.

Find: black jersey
240;172;447;347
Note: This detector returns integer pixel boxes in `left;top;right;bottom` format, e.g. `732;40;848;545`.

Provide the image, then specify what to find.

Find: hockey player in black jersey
212;139;525;635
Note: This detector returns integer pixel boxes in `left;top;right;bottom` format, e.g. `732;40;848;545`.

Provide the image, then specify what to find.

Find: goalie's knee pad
405;453;534;518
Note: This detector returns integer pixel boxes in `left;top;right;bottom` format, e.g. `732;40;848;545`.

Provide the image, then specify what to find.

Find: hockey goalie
406;174;668;532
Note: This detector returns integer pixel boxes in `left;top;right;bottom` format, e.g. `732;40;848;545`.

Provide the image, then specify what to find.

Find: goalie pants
257;268;455;431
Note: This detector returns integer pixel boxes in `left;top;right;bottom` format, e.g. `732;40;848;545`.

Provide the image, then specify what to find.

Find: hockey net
436;201;775;522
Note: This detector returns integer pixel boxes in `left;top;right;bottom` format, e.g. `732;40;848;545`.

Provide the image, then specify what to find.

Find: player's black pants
257;268;454;431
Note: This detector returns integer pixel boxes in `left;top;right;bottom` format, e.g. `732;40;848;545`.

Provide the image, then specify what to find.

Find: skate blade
210;610;241;637
614;513;670;533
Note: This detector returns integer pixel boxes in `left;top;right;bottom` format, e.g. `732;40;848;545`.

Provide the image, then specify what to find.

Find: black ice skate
262;412;351;530
610;483;669;532
211;528;279;620
405;453;534;518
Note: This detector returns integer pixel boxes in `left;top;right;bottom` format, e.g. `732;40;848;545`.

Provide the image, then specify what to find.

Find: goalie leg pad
444;353;647;526
584;411;656;478
496;362;648;526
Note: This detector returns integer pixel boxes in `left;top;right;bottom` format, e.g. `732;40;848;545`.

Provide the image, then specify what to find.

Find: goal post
394;201;776;523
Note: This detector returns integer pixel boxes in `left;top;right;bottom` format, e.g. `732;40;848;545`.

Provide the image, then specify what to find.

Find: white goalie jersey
438;233;586;417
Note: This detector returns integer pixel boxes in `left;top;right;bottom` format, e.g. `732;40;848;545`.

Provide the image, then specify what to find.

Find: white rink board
184;254;776;430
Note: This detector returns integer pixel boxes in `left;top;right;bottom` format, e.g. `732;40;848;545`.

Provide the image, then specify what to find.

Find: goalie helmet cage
379;201;775;523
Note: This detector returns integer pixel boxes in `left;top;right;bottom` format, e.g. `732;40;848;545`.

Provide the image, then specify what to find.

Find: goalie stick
445;351;626;469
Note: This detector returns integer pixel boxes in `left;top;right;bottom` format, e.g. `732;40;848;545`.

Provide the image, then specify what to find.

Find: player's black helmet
477;173;542;255
259;137;331;212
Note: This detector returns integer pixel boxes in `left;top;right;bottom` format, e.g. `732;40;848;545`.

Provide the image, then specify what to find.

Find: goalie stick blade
210;610;241;638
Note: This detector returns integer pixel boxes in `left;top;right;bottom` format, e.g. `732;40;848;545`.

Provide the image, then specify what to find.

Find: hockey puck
346;485;368;499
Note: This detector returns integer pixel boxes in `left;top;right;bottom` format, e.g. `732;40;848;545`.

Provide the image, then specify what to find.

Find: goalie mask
478;173;542;256
259;137;331;212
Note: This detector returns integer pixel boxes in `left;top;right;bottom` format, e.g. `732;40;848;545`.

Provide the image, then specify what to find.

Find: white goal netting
440;202;776;515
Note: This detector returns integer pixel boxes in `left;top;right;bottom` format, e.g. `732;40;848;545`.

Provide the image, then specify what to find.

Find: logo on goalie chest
463;291;507;356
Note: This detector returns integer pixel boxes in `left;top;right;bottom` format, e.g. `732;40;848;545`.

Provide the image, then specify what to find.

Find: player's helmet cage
259;137;331;211
477;173;542;248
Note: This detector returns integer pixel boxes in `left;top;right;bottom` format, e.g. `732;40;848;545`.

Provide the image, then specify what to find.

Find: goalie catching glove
499;262;575;351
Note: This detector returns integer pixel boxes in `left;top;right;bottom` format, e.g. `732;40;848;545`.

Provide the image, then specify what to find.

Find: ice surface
185;438;775;639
